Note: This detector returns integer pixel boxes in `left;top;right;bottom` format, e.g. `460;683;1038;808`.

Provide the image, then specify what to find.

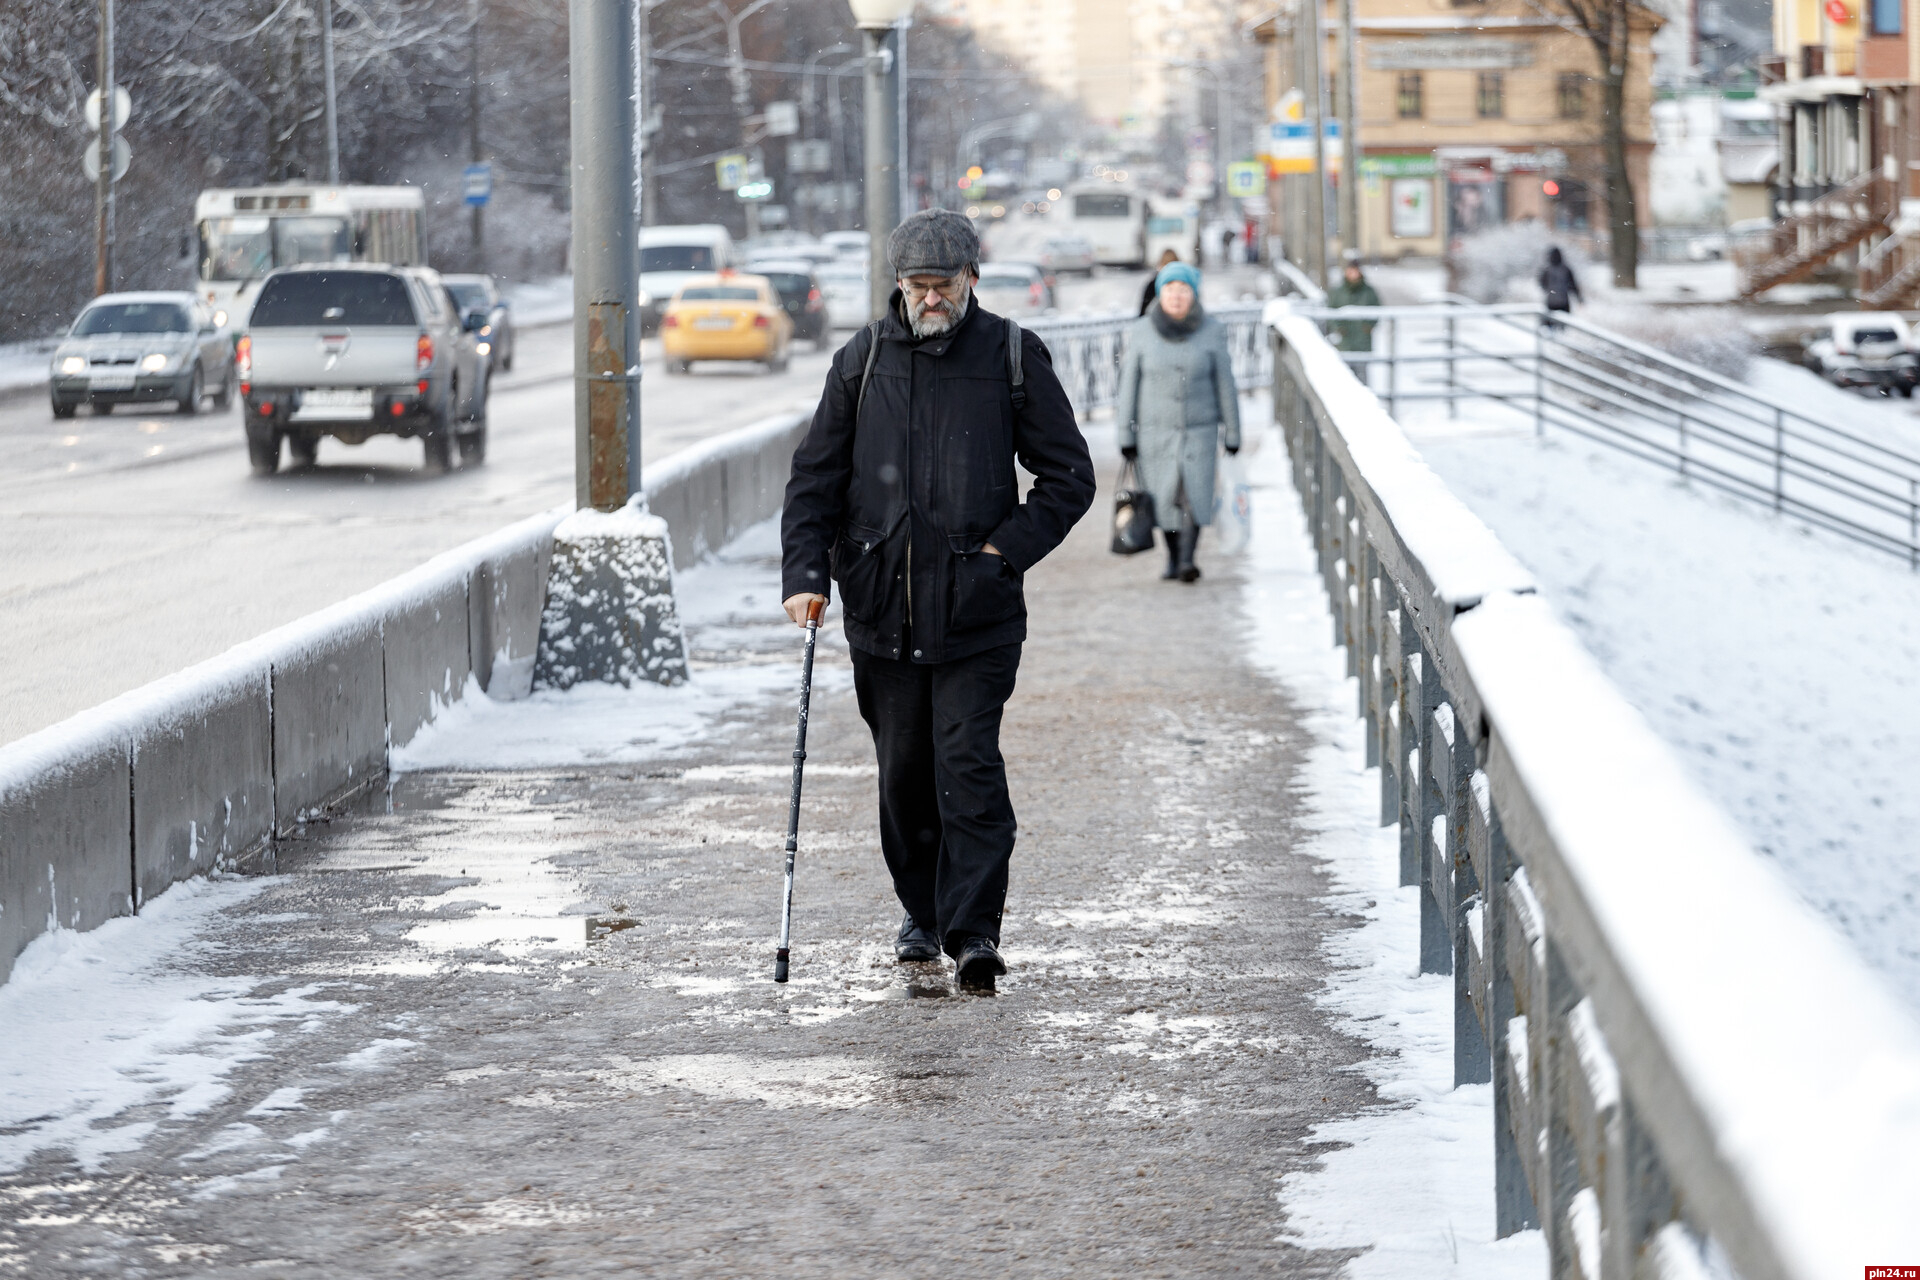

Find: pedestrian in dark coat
782;207;1096;989
1539;247;1582;320
1115;261;1241;583
1139;248;1182;315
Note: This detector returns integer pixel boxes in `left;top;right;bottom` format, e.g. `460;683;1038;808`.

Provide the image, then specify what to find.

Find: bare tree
1541;0;1658;288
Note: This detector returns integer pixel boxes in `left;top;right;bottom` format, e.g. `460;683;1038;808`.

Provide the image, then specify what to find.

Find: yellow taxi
661;272;793;374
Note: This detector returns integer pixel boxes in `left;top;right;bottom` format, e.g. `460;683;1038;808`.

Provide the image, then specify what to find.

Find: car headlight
59;356;86;376
141;352;171;373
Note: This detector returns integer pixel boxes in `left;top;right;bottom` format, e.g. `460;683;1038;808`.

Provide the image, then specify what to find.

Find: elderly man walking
781;208;1095;990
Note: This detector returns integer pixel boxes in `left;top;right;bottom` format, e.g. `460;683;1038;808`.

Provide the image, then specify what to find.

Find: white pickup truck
238;263;488;475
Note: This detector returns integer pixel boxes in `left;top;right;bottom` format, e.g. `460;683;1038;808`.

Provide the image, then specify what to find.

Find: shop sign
1360;154;1438;178
1367;37;1535;70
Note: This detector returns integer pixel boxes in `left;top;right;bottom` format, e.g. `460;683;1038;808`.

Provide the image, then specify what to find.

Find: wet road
0;266;1217;745
0;453;1373;1277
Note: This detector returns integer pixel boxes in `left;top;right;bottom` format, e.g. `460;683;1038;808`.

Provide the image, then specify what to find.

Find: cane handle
806;598;826;624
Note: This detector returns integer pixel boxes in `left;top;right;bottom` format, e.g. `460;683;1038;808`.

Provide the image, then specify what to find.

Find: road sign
1265;120;1341;174
716;153;749;191
787;139;832;174
463;162;493;207
1225;161;1267;198
84;86;131;132
80;136;131;183
765;101;799;137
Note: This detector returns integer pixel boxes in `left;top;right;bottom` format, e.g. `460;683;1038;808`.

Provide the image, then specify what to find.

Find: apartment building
1252;0;1660;260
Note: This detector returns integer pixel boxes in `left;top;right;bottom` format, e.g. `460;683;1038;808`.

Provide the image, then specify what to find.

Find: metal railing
1023;301;1271;419
1269;309;1920;1279
1288;302;1920;568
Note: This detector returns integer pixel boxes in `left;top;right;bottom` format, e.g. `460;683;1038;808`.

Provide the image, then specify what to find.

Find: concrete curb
0;409;808;984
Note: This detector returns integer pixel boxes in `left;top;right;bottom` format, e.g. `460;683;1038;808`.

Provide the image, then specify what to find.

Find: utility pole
320;0;340;183
569;0;640;510
896;17;911;217
93;0;114;295
720;0;776;242
1338;0;1360;259
862;26;901;319
639;0;656;227
1303;0;1329;288
469;0;484;265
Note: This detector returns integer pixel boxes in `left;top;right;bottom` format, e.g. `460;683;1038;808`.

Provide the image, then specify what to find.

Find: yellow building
1252;0;1660;261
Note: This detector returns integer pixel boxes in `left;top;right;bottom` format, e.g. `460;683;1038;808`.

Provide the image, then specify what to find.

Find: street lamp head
847;0;913;28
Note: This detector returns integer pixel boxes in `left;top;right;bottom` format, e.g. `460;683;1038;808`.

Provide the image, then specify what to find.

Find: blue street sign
463;163;492;207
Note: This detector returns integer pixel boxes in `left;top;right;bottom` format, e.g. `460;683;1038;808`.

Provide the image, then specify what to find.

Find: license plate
89;372;134;390
693;316;734;330
295;388;373;420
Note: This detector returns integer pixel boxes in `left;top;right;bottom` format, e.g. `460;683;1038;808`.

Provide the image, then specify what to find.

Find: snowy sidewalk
0;428;1539;1277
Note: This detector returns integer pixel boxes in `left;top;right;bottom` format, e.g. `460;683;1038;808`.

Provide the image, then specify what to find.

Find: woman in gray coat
1116;262;1242;582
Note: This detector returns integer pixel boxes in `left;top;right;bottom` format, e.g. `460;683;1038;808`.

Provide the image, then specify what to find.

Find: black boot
954;935;1007;991
1161;530;1182;579
895;912;941;963
1178;524;1202;582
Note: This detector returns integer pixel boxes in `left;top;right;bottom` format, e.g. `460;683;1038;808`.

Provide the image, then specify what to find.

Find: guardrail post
1451;731;1490;1085
1420;704;1455;975
1910;479;1917;571
1398;632;1435;888
1773;410;1785;513
1533;320;1546;438
1541;935;1583;1278
1483;801;1539;1235
1361;545;1381;760
1385;316;1399;418
1377;587;1403;826
1677;412;1690;483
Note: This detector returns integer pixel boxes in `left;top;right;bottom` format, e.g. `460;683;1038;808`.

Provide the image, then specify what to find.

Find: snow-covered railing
1291;302;1920;568
1267;303;1920;1278
0;411;810;986
1023;301;1270;417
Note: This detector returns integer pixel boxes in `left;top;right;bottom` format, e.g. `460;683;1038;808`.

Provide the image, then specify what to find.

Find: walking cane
773;597;826;983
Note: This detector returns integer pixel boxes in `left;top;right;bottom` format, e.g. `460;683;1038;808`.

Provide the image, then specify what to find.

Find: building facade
1252;0;1660;262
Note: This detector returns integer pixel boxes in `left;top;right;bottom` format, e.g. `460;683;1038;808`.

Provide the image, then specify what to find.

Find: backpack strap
1006;316;1026;412
852;320;883;422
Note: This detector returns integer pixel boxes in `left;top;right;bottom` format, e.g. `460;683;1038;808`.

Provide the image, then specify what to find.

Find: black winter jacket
781;291;1095;664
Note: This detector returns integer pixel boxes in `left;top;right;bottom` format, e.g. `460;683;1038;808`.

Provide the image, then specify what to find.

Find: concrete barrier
0;411;807;984
0;733;131;982
381;577;472;751
268;615;386;828
131;667;273;904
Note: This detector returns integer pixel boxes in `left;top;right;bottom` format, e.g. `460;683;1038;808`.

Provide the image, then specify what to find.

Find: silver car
49;292;236;419
973;262;1055;317
239;264;488;475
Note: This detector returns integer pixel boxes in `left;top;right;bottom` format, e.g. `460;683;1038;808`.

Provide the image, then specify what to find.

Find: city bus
192;185;426;325
1061;181;1148;268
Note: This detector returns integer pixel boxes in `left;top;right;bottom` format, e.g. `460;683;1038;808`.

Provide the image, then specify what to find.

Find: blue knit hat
1154;261;1201;295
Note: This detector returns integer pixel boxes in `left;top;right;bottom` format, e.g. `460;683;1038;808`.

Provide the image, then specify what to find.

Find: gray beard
908;288;970;338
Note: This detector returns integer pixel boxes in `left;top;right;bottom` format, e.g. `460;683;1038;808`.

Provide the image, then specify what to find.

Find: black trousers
849;642;1021;955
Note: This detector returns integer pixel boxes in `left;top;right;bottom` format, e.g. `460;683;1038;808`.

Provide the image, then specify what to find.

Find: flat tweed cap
887;208;980;278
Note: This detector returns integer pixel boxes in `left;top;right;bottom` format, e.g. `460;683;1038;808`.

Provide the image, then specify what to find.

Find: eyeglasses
899;274;968;300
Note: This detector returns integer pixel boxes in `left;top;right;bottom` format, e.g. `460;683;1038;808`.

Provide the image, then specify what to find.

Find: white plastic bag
1213;451;1252;555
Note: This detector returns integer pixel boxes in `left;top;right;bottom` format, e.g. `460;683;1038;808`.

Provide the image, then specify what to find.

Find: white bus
193;185;426;325
1062;183;1147;268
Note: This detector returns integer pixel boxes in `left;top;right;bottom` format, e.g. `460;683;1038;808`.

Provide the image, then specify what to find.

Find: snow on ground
0;336;57;396
0;879;351;1174
1240;429;1545;1277
392;517;846;771
1365;257;1841;309
1394;400;1920;1010
502;276;573;329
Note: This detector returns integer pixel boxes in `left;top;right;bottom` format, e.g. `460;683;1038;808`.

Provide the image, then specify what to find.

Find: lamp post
849;0;914;321
570;0;640;510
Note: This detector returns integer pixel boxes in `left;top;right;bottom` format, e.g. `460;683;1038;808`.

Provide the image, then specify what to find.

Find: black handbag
1110;459;1157;555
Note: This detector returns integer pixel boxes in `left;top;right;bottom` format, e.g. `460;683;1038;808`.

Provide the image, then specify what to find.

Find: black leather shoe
895;913;942;963
954;935;1007;990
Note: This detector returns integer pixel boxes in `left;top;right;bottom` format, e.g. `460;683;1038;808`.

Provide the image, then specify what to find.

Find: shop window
1477;72;1505;119
1397;73;1424;119
1557;73;1586;119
